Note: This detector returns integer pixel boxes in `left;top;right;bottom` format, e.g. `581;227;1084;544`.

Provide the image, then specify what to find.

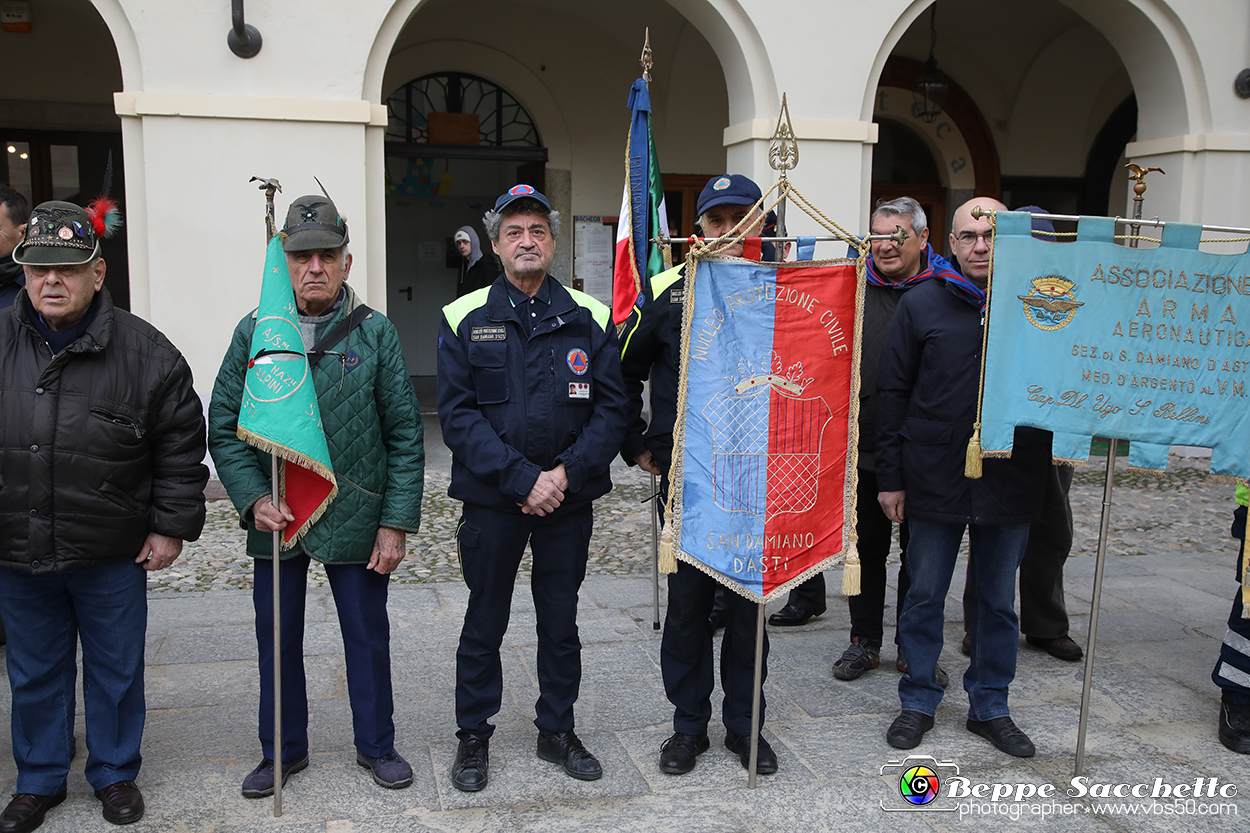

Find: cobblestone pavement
158;454;1240;595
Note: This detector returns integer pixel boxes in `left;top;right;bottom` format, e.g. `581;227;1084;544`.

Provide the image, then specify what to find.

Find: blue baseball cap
696;174;762;217
493;183;552;213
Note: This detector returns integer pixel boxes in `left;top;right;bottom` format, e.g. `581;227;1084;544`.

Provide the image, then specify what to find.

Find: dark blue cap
696;174;762;217
494;183;552;213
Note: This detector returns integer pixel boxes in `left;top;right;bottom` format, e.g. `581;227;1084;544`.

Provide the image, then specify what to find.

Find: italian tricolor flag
612;77;670;326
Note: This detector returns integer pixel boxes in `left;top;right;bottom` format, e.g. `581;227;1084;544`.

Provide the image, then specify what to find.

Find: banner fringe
1053;456;1089;468
236;426;339;550
1125;465;1167;478
1211;473;1244;486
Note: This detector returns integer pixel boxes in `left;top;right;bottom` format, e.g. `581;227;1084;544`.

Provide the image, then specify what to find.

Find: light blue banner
981;211;1250;477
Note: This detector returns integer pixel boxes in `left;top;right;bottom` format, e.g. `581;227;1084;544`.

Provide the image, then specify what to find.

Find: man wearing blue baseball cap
619;173;781;776
437;184;628;791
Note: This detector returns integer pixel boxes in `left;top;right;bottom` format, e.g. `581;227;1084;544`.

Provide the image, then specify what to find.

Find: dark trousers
661;562;769;737
782;471;910;646
964;464;1073;639
1214;507;1250;706
0;559;147;794
253;554;395;762
455;502;593;739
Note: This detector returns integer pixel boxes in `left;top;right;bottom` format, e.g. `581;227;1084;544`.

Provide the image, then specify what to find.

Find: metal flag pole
636;31;663;632
768;93;798;259
252;175;285;814
650;474;661;630
1073;164;1163;776
743;95;802;788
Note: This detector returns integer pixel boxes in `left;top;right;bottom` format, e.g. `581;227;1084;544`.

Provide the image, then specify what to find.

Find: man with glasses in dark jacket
877;197;1050;758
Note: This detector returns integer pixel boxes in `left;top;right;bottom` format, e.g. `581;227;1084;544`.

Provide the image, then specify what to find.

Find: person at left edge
208;193;425;798
0;184;32;652
0;199;209;831
437;184;628;792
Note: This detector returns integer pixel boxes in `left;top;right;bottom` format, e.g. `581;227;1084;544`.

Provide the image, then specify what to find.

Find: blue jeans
898;519;1030;720
0;559;148;794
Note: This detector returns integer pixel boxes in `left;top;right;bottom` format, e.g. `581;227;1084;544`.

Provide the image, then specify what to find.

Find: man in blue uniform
437;185;628;792
618;174;779;776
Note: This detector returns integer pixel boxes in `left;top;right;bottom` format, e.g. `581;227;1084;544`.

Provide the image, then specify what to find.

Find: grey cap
282;195;349;252
12;201;100;266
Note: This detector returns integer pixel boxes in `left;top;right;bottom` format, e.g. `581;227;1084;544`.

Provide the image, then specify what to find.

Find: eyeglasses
953;230;993;248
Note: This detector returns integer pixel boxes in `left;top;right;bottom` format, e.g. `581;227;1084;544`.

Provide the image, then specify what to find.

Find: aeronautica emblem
566;348;589;375
1018;275;1084;331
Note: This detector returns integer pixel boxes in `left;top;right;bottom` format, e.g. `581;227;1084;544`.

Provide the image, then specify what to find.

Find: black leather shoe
724;732;778;774
537;731;602;781
886;710;934;749
1026;634;1084;661
967;716;1036;757
94;780;144;825
961;632;972;656
658;731;710;774
0;791;65;833
451;736;489;792
768;603;826;627
240;755;309;798
1219;700;1250;754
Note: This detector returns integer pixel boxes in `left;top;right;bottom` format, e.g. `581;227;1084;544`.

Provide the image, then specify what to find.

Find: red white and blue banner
668;258;863;601
612;77;670;326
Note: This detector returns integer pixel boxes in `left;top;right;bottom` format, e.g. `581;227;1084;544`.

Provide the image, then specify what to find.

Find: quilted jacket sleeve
555;315;628;493
436;312;542;503
147;351;210;541
207;313;271;519
373;319;424;533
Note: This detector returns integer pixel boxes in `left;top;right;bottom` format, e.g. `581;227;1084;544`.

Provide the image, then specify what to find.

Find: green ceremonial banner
236;235;337;548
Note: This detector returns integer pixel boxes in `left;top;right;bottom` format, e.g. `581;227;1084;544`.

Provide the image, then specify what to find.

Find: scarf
864;243;959;289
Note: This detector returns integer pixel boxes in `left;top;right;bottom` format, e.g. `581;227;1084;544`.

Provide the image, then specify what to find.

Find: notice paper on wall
574;216;615;307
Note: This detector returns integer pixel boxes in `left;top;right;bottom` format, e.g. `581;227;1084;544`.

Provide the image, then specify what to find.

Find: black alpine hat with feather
13;198;122;266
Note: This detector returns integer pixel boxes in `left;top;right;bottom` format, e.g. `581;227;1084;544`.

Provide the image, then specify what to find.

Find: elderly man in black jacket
876;197;1050;758
0;200;208;832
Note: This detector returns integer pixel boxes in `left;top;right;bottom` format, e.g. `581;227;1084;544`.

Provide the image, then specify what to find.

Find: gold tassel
1241;582;1249;618
841;553;861;596
965;423;983;479
659;525;678;574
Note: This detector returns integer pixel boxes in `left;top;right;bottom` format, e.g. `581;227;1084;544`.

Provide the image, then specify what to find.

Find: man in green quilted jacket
208;193;425;799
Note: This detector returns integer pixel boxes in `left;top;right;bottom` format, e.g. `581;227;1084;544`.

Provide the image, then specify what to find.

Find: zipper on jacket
90;408;145;439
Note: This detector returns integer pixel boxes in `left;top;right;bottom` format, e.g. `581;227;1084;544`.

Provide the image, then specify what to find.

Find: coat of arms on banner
667;258;862;602
702;352;832;521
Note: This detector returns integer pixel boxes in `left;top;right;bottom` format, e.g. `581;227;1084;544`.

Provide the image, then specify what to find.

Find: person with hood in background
454;225;495;297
